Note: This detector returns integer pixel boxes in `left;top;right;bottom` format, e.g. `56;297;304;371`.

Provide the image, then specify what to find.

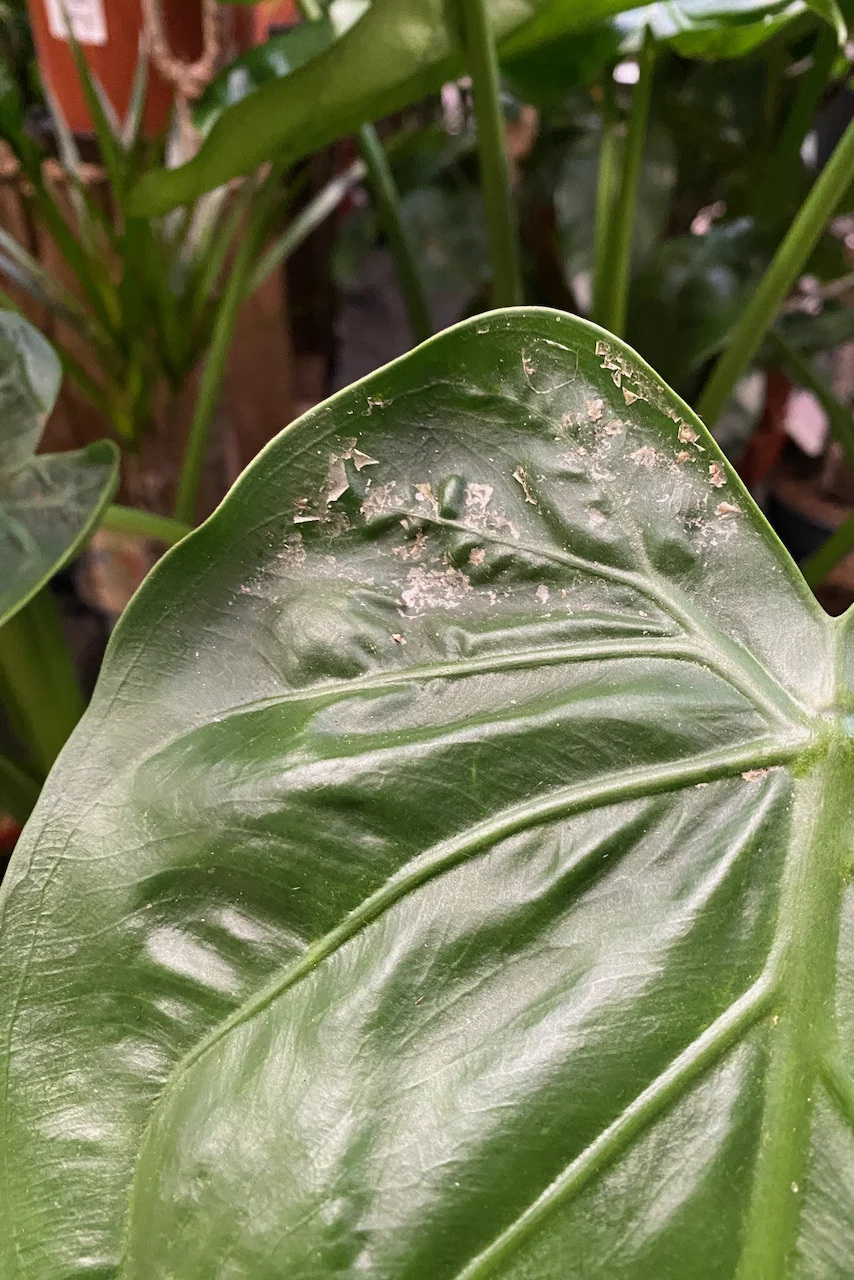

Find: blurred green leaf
0;312;118;629
553;116;676;287
627;217;766;389
130;0;661;215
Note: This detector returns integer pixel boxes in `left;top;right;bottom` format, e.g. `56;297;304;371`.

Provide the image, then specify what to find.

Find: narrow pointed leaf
2;309;854;1279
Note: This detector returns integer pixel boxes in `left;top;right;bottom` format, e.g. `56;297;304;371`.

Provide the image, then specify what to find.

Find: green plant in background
0;311;117;822
3;309;854;1276
0;32;364;524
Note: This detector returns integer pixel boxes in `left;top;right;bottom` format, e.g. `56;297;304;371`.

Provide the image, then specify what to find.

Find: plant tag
44;0;107;45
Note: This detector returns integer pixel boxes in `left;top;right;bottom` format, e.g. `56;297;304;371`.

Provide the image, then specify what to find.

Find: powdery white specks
401;565;473;613
469;547;486;565
512;466;537;504
631;446;660;468
361;479;400;521
535;584;550;603
392;529;427;560
709;463;726;488
716;502;741;518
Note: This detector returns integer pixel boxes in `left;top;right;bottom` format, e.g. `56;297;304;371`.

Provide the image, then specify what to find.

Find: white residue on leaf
708;462;727;488
401;564;473;613
512;466;537;504
678;423;701;445
716;502;741;518
361;479;400;521
535;583;550;603
630;446;661;468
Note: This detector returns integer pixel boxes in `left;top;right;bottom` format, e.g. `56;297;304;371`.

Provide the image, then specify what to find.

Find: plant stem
698;110;854;426
102;504;192;546
801;511;854;587
246;159;366;297
769;331;854;472
597;29;656;338
0;589;84;777
459;0;523;307
0;752;41;826
173;184;277;525
357;124;432;344
756;25;837;229
591;74;621;325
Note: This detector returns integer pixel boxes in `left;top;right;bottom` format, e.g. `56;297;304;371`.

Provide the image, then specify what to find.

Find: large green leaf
129;0;645;216
0;311;118;629
2;308;854;1278
503;0;845;107
613;0;845;57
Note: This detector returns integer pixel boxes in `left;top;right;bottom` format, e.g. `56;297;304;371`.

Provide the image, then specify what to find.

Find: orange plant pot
26;0;204;136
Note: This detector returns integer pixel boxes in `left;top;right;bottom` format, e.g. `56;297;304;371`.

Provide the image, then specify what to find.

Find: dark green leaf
627;218;766;390
129;0;649;215
2;309;854;1278
0;311;118;628
614;0;845;58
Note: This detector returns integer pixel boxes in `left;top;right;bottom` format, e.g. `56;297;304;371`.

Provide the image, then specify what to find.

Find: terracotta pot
26;0;203;136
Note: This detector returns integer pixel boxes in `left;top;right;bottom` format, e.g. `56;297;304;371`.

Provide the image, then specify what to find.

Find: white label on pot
44;0;107;46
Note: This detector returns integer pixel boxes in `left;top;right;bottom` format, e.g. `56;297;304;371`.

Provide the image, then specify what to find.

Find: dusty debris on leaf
677;451;690;463
587;398;604;421
716;502;741;518
677;424;701;446
401;564;473;613
630;446;660;468
512;466;537;504
623;388;640;406
708;463;726;488
293;496;319;524
277;533;306;566
414;482;438;515
392;529;427;560
361;479;400;521
469;547;485;566
535;584;550;603
391;633;406;645
742;768;769;782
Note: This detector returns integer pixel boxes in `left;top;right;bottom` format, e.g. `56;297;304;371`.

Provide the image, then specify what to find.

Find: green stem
698;110;854;427
801;511;854;587
102;504;192;547
246;160;366;297
0;589;84;777
769;331;854;472
591;74;621;325
460;0;523;307
173;184;278;525
357;124;432;344
0;752;41;826
598;29;656;338
756;26;837;229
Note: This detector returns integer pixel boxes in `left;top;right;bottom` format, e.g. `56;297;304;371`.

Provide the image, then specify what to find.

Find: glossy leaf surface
2;309;854;1278
0;312;118;629
130;0;641;215
613;0;845;57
